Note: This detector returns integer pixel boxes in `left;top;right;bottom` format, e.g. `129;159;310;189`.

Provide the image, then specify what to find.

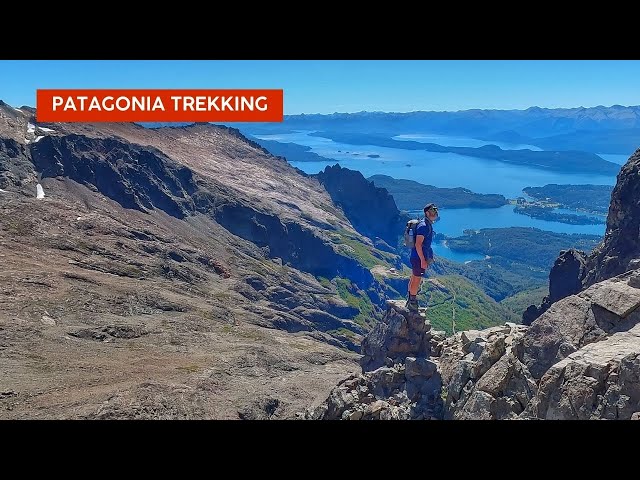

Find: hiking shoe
406;298;419;312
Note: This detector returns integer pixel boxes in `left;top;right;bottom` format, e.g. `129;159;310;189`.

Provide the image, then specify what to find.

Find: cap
424;203;438;212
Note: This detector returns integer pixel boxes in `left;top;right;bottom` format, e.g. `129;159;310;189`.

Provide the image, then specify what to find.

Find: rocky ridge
310;267;640;419
315;164;407;249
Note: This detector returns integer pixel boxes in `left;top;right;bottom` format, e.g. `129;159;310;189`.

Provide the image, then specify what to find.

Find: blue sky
1;60;639;114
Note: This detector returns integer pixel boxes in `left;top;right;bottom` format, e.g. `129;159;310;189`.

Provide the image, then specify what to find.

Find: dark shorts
410;256;425;277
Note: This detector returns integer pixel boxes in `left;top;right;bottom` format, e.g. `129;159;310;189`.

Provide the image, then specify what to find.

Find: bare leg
409;275;422;296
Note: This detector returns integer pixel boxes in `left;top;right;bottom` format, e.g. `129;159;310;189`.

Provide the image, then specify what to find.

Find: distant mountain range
234;104;640;156
142;105;640;156
306;131;620;175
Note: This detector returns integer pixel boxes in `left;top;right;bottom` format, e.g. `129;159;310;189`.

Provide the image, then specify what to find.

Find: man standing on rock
407;203;439;312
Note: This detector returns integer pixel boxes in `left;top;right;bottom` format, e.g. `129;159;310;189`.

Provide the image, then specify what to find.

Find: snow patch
34;135;44;143
36;183;45;199
13;107;23;113
27;123;36;133
41;315;56;326
38;126;55;132
0;188;6;193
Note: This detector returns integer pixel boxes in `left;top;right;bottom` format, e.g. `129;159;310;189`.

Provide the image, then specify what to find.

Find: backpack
404;219;421;248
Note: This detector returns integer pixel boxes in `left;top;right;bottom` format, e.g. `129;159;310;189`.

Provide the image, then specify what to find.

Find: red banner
36;89;284;122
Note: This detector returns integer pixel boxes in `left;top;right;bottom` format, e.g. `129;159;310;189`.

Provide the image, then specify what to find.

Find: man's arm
415;235;426;266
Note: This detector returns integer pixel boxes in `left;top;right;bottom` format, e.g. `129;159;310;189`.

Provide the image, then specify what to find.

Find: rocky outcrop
523;249;587;324
315;164;408;248
311;268;640;420
525;149;640;323
449;269;640;420
0;137;36;193
584;148;640;286
306;301;444;420
433;270;638;418
519;269;640;380
308;301;536;421
360;300;432;371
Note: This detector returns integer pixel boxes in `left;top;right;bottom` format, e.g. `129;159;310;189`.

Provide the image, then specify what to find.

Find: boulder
528;323;640;419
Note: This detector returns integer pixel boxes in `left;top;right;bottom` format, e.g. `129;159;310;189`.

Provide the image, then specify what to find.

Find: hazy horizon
281;103;640;116
3;97;640;118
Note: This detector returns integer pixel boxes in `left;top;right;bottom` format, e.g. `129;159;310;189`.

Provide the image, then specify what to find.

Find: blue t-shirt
410;218;434;261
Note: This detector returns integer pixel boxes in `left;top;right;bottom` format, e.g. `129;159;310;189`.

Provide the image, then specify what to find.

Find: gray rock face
435;270;640;420
523;249;587;325
0;138;36;194
527;323;640;419
520;296;600;380
588;280;640;317
520;273;640;380
439;323;534;420
584;148;640;287
475;352;537;418
549;249;588;300
31;135;201;218
306;360;443;420
315;164;407;247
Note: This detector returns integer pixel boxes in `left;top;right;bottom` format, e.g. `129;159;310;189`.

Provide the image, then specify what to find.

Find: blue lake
406;206;606;237
411;205;606;264
257;131;619;199
253;131;616;263
432;242;486;263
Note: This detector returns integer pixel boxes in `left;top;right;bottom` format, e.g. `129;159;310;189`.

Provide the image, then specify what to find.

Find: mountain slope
1;183;363;418
2;103;405;418
420;275;516;334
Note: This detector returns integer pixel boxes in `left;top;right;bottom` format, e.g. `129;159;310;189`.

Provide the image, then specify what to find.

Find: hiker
406;203;439;311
